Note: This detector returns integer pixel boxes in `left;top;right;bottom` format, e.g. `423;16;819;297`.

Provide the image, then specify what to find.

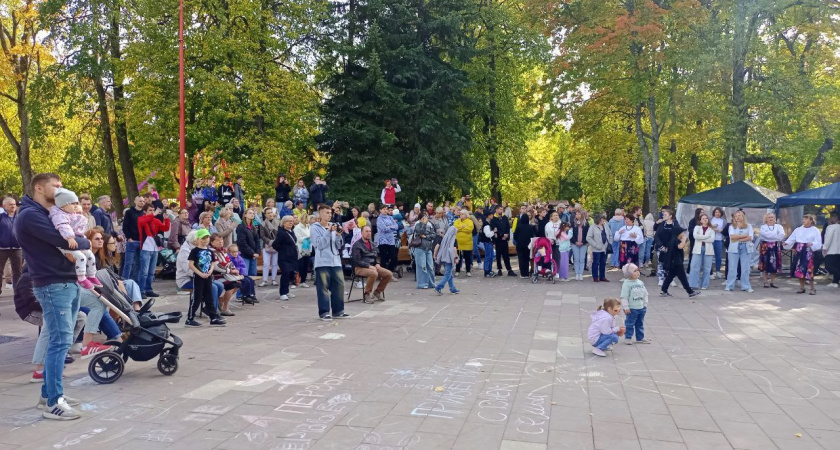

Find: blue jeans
592;251;606;280
139;250;158;292
472;235;480;263
436;262;456;292
315;266;345;317
121;241;140;285
624;307;646;341
726;244;752;291
181;279;224;309
641;238;654;265
242;257;258;276
610;241;620;266
34;282;80;406
571;244;587;276
593;333;619;351
713;240;723;272
413;248;435;288
689;246;713;289
483;242;495;274
123;279;142;305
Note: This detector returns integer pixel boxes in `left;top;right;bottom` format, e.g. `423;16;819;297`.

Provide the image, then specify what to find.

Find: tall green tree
318;0;475;204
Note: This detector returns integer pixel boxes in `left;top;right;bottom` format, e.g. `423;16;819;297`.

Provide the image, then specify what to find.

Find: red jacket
138;214;171;245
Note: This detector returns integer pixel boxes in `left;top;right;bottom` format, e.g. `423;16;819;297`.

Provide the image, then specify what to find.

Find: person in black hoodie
535;208;549;238
14;173;91;420
274;174;292;204
490;205;517;277
309;176;329;208
654;209;699;298
217;177;235;207
513;208;535;278
272;215;298;301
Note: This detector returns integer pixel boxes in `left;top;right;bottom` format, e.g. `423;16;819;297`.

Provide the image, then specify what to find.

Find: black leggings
516;246;531;277
662;263;694;295
189;275;216;320
279;261;296;296
456;250;473;273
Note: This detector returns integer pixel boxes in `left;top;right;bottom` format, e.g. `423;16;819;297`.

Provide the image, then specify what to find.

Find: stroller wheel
531;274;538;284
88;351;124;384
551;277;556;284
157;351;179;376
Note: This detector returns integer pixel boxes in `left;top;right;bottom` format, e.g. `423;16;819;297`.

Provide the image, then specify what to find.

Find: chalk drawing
52;428;106;449
138;429;176;443
318;333;345;340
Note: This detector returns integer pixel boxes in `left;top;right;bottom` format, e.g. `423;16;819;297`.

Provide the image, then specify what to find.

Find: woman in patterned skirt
784;214;823;295
615;214;645;268
758;212;785;288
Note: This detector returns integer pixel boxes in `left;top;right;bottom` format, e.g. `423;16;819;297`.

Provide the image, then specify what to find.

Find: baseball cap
196;229;211;240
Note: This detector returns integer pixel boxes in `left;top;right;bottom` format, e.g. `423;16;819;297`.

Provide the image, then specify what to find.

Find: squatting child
588;298;625;357
620;263;651;345
49;188;102;290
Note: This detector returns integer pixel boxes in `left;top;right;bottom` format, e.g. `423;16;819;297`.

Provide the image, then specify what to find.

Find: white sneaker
658;280;663;286
710;273;717;280
300;283;310;288
69;343;82;355
5;283;12;289
272;280;278;286
37;394;80;409
258;281;267;287
467;272;472;277
592;348;606;357
280;295;289;301
290;285;297;289
828;283;838;288
670;281;676;287
42;397;81;420
355;281;363;289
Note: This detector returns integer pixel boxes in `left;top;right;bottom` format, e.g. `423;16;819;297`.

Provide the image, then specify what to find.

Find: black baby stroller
87;269;184;384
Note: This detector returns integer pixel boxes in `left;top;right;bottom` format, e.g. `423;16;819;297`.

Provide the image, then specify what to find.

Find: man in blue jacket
14;173;90;420
90;195;114;237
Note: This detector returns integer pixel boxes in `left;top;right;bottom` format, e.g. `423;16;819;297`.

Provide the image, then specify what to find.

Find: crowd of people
2;171;840;420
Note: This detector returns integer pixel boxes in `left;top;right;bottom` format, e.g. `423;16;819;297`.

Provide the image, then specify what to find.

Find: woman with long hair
236;209;260;276
260;208;280;287
689;213;715;290
725;210;754;293
784;214;823;295
758;212;785;288
614;214;644;268
412;212;437;288
571;210;590;281
294;213;314;288
168;208;192;252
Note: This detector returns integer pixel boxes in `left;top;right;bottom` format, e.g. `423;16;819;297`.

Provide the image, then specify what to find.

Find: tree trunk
647;96;661;214
668;139;677;208
486;32;500;204
728;3;757;182
771;164;793;194
796;138;833;192
108;4;139;201
94;78;124;218
686;152;698;195
634;104;653;215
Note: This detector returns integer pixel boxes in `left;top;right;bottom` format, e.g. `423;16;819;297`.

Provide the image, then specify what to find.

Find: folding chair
346;264;370;304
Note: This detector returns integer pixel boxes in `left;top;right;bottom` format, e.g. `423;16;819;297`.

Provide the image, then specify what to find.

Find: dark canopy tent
676;181;799;233
678;181;782;208
775;182;840;209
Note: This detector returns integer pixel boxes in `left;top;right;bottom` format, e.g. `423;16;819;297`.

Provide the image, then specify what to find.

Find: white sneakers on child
592;348;606;357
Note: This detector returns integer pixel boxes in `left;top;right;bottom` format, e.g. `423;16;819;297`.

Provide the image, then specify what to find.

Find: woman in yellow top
454;210;475;276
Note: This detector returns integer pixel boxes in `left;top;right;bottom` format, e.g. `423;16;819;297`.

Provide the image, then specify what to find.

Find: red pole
177;0;187;208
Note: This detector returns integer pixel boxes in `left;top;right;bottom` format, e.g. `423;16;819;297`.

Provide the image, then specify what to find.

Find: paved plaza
1;267;839;450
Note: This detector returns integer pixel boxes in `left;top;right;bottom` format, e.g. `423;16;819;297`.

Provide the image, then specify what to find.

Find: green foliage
318;0;475;205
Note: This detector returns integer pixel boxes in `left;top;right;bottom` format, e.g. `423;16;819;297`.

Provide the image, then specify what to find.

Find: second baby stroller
531;237;557;284
87;269;183;384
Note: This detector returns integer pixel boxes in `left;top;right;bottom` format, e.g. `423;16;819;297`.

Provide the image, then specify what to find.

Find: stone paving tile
2;269;840;449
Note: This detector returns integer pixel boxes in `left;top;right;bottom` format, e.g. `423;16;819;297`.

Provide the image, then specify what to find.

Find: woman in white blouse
614;214;645;267
784;214;823;295
545;211;563;277
689;213;715;290
758;212;785;288
725;210;754;292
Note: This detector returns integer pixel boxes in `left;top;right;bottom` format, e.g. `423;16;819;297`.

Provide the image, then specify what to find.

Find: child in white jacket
588;298;625;357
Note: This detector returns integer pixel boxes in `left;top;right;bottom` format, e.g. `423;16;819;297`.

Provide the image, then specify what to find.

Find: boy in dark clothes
186;229;226;327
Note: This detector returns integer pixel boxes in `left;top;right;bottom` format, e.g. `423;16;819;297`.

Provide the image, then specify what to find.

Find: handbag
409;234;423;248
301;237;312;252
